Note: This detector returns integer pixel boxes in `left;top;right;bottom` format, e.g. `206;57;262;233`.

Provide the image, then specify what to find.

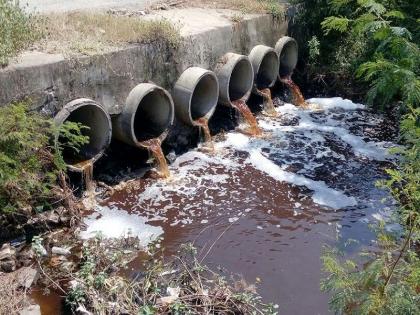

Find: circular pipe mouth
54;98;112;170
249;45;279;90
112;83;174;147
131;86;174;144
274;36;298;78
173;67;219;126
191;73;218;121
215;53;254;106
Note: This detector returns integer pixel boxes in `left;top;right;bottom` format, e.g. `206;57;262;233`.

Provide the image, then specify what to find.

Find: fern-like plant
321;0;419;110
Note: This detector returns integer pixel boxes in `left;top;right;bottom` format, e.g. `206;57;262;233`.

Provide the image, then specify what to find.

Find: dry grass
167;0;286;16
0;272;30;314
34;12;181;56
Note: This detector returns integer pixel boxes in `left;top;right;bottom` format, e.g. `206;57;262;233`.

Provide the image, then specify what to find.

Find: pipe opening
133;89;172;142
279;40;298;78
191;74;218;121
59;103;111;165
228;59;253;102
256;50;279;89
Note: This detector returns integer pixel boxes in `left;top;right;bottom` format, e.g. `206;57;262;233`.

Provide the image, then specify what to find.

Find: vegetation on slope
291;0;419;111
0;101;88;215
0;0;42;66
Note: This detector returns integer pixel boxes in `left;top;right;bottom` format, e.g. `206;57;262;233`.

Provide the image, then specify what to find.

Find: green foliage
0;101;88;214
291;0;419;110
0;0;41;66
57;121;90;154
320;0;419;110
308;35;321;63
321;109;420;314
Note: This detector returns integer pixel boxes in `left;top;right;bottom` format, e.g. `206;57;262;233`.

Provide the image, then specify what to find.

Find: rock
156;286;180;305
35;244;48;257
19;304;41;315
47;211;60;224
52;246;71;256
0;259;16;272
16;267;39;289
0;243;15;260
76;304;93;315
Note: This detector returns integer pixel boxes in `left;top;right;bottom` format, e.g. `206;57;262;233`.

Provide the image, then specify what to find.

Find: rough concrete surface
0;8;287;115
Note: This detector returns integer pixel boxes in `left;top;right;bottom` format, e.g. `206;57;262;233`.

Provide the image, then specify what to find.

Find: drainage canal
35;36;399;315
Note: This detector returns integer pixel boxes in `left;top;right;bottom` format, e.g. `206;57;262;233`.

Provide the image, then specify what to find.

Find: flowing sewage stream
138;138;170;178
231;98;262;136
34;95;398;314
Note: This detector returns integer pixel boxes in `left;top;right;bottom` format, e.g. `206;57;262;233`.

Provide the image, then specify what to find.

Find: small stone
47;211;60;224
19;304;41;315
0;243;15;260
52;246;71;256
16;267;39;289
1;259;16;272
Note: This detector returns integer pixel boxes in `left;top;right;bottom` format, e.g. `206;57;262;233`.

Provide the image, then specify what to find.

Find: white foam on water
307;97;365;111
261;100;391;161
80;206;163;246
248;150;357;209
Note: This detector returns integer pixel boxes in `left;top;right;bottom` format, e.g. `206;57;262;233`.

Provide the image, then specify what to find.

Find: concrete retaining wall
0;12;287;116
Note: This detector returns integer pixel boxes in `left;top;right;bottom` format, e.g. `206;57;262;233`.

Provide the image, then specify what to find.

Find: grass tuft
36;12;181;56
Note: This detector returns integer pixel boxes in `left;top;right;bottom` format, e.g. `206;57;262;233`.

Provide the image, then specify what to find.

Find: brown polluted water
257;88;277;116
32;95;397;315
194;116;214;151
139;138;170;178
280;76;309;108
231;98;262;136
72;160;94;192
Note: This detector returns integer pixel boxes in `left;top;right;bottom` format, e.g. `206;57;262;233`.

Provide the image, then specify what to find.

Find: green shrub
0;0;41;66
291;0;419;110
0;101;88;214
321;0;420;110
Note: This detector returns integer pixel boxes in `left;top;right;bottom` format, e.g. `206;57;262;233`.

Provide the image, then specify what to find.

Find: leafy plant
321;0;420;110
290;0;419;108
0;101;88;214
0;0;41;66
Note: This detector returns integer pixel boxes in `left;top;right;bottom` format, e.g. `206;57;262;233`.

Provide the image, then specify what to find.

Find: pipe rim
173;67;219;126
128;84;174;147
216;53;254;106
189;70;219;125
274;36;298;78
54;98;112;172
249;45;279;91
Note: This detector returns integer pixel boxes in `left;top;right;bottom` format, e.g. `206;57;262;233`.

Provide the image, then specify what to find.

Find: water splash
231;98;262;136
139;138;170;178
256;88;277;116
73;160;94;192
280;76;309;108
194;117;214;151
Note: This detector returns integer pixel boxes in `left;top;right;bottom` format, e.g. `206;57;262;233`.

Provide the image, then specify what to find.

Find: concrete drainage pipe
112;83;174;147
54;98;112;170
173;67;219;126
215;53;254;106
248;45;279;91
274;36;298;78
